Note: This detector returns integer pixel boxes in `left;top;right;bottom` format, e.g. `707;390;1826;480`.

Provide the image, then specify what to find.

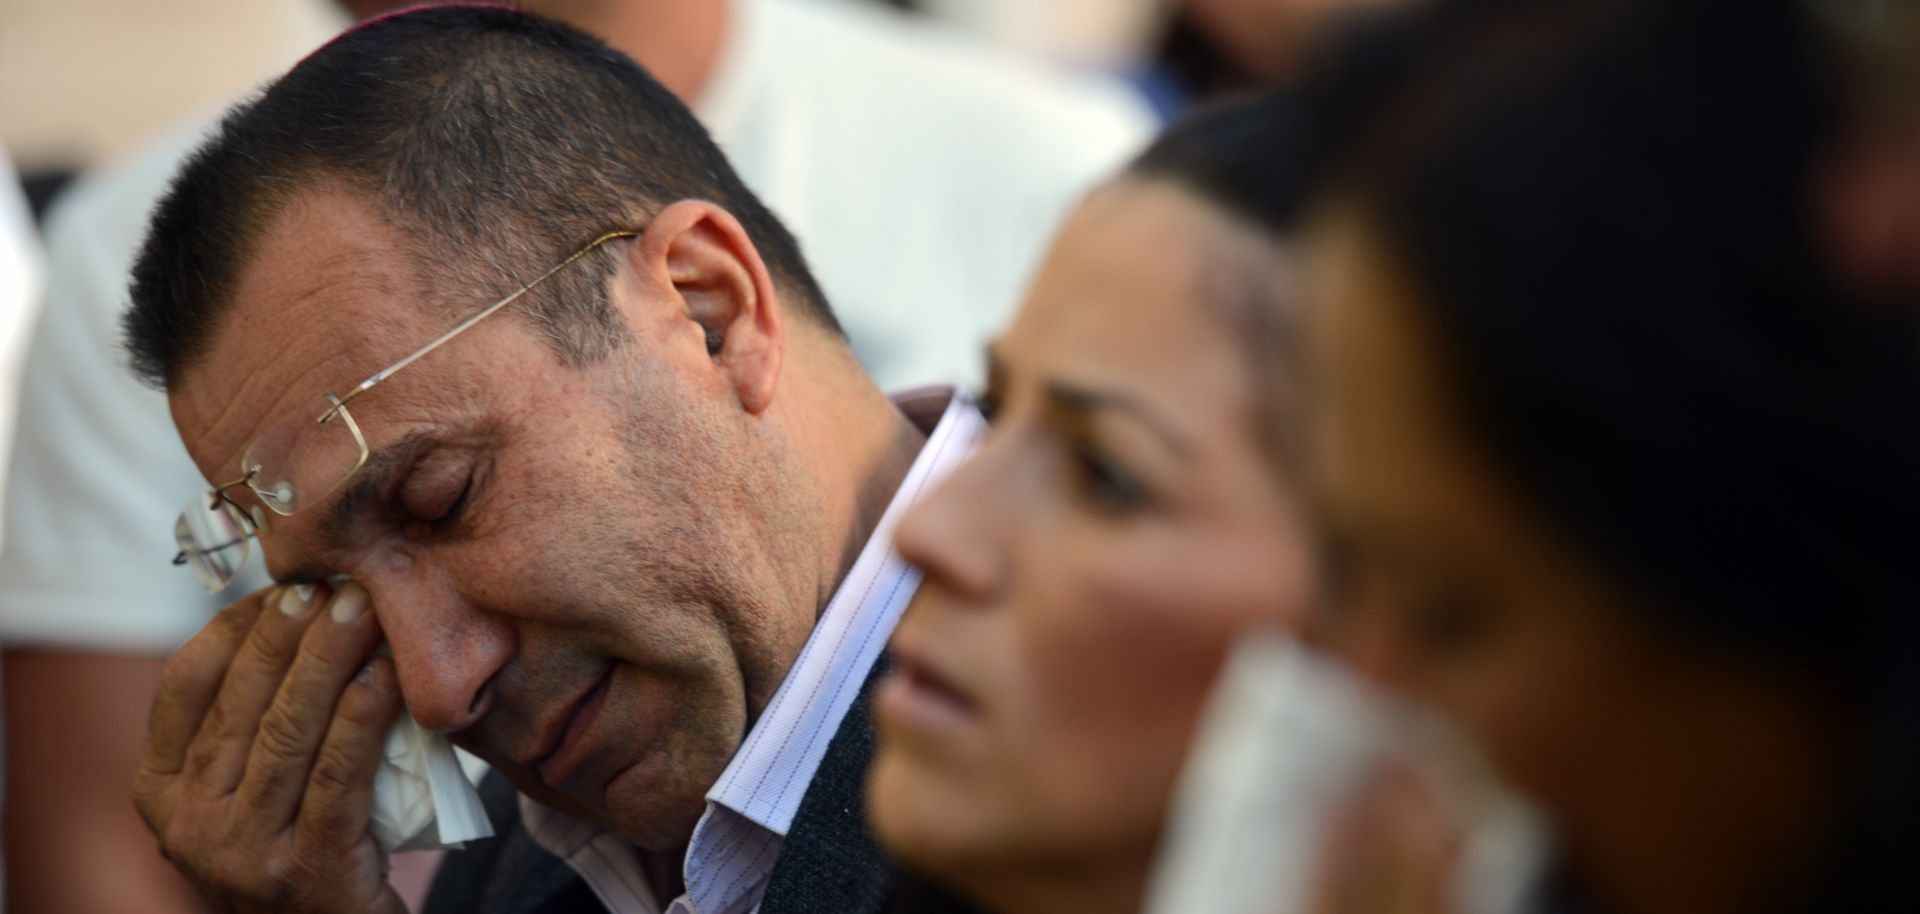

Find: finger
295;654;402;860
1328;761;1460;914
237;582;385;822
1308;769;1378;914
182;582;331;795
1374;765;1461;913
144;588;277;779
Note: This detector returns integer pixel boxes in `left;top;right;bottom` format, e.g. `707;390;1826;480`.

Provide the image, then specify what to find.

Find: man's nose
357;568;513;733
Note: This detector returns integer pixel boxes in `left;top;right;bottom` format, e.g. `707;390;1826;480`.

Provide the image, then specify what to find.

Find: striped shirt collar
522;386;983;914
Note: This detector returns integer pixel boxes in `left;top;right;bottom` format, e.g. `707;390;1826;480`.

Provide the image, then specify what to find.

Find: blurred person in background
1301;0;1920;912
0;148;41;547
1148;0;1412;115
0;145;44;897
909;0;1169;75
893;0;1421;118
868;93;1319;914
0;2;1149;913
1179;0;1412;82
1813;0;1920;302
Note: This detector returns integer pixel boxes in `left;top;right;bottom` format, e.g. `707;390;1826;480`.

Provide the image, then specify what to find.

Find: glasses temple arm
326;229;640;419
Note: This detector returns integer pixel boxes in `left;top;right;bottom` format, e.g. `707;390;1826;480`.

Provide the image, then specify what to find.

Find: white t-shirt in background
704;0;1152;387
0;148;43;558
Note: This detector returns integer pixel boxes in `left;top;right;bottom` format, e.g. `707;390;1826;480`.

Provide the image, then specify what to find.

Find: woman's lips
536;667;615;788
876;651;981;737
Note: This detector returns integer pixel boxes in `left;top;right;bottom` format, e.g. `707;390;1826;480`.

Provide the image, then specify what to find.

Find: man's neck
779;337;928;617
578;0;732;104
829;399;928;605
637;842;688;905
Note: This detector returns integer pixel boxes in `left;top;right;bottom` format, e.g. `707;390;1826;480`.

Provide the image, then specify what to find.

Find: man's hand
134;582;406;914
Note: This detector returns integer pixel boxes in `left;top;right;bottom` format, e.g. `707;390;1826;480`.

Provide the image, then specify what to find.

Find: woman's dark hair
1123;91;1317;461
1128;91;1315;237
1155;11;1263;105
1317;0;1920;907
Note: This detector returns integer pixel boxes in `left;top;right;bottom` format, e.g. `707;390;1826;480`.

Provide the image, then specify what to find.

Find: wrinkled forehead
169;188;435;485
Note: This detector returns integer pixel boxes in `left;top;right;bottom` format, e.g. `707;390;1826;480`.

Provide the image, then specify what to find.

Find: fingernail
355;664;376;686
294;583;315;604
330;583;368;624
277;585;312;617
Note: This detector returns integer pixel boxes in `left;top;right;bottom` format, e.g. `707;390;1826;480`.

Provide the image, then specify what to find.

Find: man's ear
628;199;784;415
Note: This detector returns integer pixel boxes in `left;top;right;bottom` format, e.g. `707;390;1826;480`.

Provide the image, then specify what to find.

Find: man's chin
498;768;604;822
600;762;713;851
503;764;709;852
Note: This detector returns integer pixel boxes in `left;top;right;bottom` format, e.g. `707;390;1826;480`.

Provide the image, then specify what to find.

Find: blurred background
0;0;1336;220
1;0;345;218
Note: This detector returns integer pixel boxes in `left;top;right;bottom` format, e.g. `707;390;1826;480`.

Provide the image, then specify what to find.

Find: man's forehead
173;187;430;479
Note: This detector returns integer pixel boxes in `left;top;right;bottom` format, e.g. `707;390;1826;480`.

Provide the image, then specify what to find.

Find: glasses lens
175;494;250;593
242;394;370;516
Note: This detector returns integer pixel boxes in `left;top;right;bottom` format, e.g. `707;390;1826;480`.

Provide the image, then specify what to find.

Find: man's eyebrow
1043;379;1197;458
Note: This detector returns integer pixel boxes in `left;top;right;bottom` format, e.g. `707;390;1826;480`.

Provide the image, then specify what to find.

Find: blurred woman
867;94;1320;914
1302;1;1920;912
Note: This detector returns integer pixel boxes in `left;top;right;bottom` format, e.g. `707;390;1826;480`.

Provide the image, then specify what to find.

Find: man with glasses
122;8;984;914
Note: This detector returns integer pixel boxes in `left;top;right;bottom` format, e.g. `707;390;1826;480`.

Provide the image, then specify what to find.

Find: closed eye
428;472;474;529
394;448;479;535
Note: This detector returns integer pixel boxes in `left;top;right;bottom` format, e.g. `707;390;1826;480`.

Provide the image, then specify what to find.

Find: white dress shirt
522;387;984;914
0;0;1146;651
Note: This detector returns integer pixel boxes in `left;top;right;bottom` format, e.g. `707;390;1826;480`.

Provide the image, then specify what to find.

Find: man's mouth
523;665;617;788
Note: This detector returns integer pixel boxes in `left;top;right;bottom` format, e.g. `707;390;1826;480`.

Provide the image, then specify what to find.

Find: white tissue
1145;632;1546;914
368;713;495;854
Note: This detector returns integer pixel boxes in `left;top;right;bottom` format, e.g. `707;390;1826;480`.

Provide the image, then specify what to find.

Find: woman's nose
893;439;1017;606
1324;595;1416;693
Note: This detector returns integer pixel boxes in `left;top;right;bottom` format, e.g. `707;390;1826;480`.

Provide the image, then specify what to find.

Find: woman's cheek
1023;548;1229;775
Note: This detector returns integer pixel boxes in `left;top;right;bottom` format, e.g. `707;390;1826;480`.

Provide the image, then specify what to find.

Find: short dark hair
125;5;837;389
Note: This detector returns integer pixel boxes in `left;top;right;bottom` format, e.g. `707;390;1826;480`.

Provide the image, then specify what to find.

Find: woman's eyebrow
1042;379;1197;458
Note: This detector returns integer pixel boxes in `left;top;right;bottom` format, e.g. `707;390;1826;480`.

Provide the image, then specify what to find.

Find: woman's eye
1404;586;1492;656
1072;445;1148;513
